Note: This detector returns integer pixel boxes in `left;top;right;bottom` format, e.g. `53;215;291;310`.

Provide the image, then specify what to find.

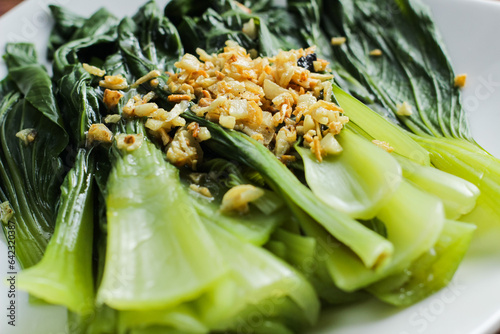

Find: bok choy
1;44;68;268
1;0;497;332
319;0;500;251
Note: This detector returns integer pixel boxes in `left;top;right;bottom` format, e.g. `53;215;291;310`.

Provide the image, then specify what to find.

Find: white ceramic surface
1;0;500;333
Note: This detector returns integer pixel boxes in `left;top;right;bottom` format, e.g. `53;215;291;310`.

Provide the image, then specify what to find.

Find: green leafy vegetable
183;112;393;269
18;149;95;314
0;44;68;268
332;85;430;165
190;197;285;246
57;65;102;146
326;181;445;291
118;1;183;77
98;139;226;310
320;0;500;252
197;219;320;331
297;129;402;219
396;154;479;219
321;0;469;139
2;0;495;331
368;220;476;305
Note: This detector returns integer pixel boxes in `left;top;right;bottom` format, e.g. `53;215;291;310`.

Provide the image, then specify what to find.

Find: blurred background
0;0;23;16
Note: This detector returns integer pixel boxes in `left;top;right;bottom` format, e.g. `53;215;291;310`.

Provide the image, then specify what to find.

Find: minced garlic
0;202;14;225
369;49;383;57
372;140;394;153
242;19;257;40
331;37;347;46
87;124;113;144
83;63;105;77
189;184;213;198
396;101;413;116
166;129;202;169
134;103;159;117
99;75;128;90
104;114;121;124
220;184;264;214
119;41;350;166
132;70;161;88
16;128;37;145
116;133;143;152
219;115;236;129
103;89;124;109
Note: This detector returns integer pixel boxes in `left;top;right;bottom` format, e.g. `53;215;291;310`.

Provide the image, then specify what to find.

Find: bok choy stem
97;138;226;310
368;220;476;306
182;111;393;269
18;149;95;314
296;128;402;220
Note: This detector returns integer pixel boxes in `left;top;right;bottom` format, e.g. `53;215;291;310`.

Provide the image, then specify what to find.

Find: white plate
1;0;500;333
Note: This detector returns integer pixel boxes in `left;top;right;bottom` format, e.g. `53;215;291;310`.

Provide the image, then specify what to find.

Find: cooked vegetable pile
1;0;499;333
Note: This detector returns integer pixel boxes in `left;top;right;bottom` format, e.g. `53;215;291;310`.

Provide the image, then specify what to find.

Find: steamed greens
319;0;500;252
0;44;67;269
0;0;497;333
18;149;95;314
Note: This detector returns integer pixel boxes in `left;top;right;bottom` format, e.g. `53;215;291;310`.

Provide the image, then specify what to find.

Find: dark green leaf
117;1;182;78
0;93;65;268
71;8;118;41
57;65;102;146
48;5;86;57
5;44;67;132
0;44;69;268
320;0;469;139
53;34;117;80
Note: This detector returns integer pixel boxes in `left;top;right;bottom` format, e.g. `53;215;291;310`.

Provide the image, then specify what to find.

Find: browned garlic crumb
99;75;128;90
119;41;350;166
87;124;113;144
454;74;467;88
166;129;202;169
103;89;124;109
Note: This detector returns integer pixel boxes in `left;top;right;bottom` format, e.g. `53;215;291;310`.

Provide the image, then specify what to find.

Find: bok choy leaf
321;0;469;139
48;6;117;58
118;1;183;77
190;197;285;246
0;44;68;268
18;149;95;314
396;155;479;219
320;0;500;251
196;220;320;331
